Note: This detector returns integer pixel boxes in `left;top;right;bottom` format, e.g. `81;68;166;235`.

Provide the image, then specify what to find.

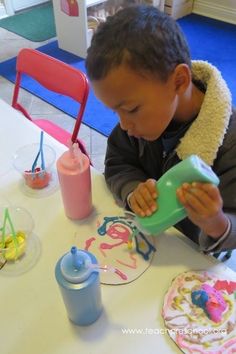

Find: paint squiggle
84;237;96;251
116;253;137;269
97;216;156;261
114;268;128;280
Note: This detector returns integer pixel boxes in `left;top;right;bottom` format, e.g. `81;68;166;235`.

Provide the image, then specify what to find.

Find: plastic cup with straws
0;206;34;266
13;131;56;190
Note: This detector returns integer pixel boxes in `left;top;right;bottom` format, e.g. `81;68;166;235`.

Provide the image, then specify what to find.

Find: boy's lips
128;132;158;141
130;133;149;140
128;131;143;139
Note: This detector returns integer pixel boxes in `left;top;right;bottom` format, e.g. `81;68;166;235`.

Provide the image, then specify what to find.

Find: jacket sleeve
199;214;236;252
199;113;236;252
104;124;150;205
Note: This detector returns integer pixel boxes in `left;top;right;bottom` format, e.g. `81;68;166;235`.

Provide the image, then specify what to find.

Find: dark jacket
104;61;236;252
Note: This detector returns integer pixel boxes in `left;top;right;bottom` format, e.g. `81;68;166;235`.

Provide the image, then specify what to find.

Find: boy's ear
173;64;191;94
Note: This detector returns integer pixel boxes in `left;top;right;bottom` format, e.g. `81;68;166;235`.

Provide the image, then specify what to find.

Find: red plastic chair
12;48;90;158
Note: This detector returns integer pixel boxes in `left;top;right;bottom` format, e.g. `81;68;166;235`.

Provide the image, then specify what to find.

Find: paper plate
163;270;236;353
75;211;157;285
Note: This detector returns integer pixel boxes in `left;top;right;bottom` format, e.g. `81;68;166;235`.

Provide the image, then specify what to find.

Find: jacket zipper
162;150;177;174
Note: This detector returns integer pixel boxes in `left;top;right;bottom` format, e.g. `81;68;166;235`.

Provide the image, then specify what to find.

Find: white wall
4;0;48;14
210;0;235;6
193;0;236;24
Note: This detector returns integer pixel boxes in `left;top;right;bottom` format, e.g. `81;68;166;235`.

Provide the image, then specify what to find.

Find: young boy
85;5;236;252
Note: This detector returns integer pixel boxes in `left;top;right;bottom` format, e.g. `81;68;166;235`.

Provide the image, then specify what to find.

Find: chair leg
78;141;93;166
213;250;233;261
222;250;233;261
213;252;221;259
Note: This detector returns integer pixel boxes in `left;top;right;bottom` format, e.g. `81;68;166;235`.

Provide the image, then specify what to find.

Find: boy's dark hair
85;5;191;82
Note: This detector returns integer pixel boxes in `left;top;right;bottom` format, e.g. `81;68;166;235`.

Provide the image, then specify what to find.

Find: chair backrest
12;48;89;143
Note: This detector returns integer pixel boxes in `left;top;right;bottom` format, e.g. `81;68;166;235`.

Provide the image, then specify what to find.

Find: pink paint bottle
56;143;92;220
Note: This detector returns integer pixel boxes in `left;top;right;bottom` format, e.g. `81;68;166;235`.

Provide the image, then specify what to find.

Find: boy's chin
131;134;159;141
142;135;159;141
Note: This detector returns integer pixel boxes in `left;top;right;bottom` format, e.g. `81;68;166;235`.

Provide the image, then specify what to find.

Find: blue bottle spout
71;246;84;270
60;247;93;283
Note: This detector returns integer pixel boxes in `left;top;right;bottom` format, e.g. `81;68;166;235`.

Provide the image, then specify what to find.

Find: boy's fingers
137;181;157;206
190;184;223;213
192;183;220;199
181;183;191;190
176;188;187;204
188;187;212;205
132;190;156;215
178;185;222;217
130;180;158;216
146;178;158;198
179;183;221;204
184;191;208;215
177;188;201;215
130;198;146;217
130;195;155;217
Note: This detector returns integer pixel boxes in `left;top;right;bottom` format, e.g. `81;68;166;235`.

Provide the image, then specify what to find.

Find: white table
0;99;235;354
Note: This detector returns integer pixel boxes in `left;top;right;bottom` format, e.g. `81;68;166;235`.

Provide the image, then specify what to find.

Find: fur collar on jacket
176;61;232;166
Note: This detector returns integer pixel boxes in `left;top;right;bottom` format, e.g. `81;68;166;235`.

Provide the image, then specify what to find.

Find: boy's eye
128;106;139;114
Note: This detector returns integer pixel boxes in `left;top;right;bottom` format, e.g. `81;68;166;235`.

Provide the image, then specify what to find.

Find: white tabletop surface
0;98;235;354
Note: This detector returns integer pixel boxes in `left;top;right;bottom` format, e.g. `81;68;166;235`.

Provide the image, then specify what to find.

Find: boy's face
92;63;179;141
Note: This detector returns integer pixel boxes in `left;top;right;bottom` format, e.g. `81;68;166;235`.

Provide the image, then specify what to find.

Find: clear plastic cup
13;143;56;190
0;206;34;262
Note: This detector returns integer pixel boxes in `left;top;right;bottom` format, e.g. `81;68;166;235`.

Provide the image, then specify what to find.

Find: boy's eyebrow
112;100;126;110
111;100;137;110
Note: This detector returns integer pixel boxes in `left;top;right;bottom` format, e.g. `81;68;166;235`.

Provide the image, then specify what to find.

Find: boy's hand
176;182;229;239
128;179;158;217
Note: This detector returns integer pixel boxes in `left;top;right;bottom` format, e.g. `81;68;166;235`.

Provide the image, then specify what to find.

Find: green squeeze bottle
135;155;220;235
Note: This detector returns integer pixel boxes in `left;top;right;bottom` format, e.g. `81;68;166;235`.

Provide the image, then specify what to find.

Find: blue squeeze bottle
55;246;102;326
